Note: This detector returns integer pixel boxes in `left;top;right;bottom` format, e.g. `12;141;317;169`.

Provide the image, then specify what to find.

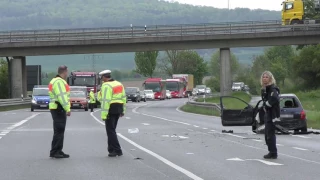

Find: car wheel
85;107;88;111
31;108;34;112
144;99;146;102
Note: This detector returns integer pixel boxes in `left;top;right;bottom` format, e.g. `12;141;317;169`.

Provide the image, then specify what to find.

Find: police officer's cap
99;70;111;76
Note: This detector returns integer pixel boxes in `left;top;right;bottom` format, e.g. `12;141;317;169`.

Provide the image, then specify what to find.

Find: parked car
219;93;308;133
140;91;147;102
125;87;141;102
166;90;172;99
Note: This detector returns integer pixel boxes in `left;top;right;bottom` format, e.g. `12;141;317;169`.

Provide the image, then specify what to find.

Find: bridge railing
0;98;31;107
0;20;319;43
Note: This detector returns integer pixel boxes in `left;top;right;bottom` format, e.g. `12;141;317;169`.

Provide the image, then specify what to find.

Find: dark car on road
125;87;141;102
219;93;308;133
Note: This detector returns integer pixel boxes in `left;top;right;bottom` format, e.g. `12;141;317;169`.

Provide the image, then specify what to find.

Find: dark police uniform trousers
104;103;123;153
50;108;67;156
264;114;277;154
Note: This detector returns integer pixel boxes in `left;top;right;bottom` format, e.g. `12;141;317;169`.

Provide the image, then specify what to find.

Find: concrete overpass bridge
1;20;320;98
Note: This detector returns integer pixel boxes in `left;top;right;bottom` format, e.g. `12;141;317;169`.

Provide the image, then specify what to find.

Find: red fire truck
67;71;101;93
165;79;184;98
143;78;166;100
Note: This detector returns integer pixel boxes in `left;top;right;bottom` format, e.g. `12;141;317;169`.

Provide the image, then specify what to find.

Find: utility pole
84;54;103;72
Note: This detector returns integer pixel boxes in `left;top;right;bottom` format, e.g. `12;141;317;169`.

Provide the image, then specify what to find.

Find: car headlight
134;94;137;97
32;99;36;104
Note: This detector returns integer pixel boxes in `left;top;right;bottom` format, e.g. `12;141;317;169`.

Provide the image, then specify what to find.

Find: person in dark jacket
260;71;280;159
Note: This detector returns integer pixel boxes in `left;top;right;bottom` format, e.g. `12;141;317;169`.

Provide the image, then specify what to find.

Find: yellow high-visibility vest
100;80;126;120
89;91;96;103
48;77;71;112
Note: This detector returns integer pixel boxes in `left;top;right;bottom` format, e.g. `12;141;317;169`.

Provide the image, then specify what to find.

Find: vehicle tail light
300;110;306;120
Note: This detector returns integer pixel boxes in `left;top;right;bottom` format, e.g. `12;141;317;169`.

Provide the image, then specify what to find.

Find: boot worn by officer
263;152;277;159
50;151;70;158
108;151;123;157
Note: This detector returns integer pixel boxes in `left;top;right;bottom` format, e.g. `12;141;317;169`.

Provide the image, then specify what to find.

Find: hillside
0;0;279;72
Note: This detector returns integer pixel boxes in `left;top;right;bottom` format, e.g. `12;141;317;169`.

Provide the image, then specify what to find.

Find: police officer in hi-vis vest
89;89;96;112
48;65;71;158
97;70;126;157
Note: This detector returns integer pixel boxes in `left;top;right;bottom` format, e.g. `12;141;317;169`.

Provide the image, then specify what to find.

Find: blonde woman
260;71;280;159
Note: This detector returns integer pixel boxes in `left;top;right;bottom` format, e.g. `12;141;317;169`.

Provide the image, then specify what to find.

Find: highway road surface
1;99;320;180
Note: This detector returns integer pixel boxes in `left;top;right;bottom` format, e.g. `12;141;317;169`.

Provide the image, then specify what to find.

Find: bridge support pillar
10;56;27;99
220;48;232;96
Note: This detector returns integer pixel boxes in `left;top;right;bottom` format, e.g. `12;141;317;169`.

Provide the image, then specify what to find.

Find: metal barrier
0;98;31;107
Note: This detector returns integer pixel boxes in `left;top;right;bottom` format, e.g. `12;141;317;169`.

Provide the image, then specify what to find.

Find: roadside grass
295;90;320;129
180;92;252;116
0;104;30;112
180;104;220;116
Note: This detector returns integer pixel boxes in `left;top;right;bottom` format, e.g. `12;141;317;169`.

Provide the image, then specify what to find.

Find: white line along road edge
90;110;203;180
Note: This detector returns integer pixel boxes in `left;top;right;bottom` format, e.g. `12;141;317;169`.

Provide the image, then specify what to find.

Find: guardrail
0;20;319;44
0;98;31;107
186;94;221;111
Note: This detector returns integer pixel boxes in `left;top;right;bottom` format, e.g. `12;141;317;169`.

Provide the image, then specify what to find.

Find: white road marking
162;135;170;137
186;129;194;132
226;158;245;161
202;128;208;130
252;139;262;142
132;104;320;165
186;153;194;155
222;138;320;165
125;117;131;119
293;147;308;151
0;113;40;140
142;123;150;126
226;134;246;139
276;144;284;146
246;159;283;166
210;130;216;132
291;135;311;139
178;136;189;139
90;112;204;180
193;125;199;128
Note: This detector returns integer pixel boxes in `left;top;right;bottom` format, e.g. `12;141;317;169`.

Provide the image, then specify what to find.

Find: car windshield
70;91;86;98
144;90;153;94
73;77;95;86
125;88;138;93
196;85;205;89
33;88;49;96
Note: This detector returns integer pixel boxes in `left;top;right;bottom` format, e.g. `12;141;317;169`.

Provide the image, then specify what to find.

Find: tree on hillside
251;46;294;86
157;50;180;76
174;50;208;85
134;51;158;78
292;44;320;89
0;58;9;98
111;70;123;81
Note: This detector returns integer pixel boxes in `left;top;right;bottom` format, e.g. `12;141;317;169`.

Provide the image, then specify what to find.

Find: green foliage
204;77;219;93
292;44;320;89
111;70;123;81
158;50;207;85
0;58;9;98
134;51;158;78
180;104;220;116
175;50;207;85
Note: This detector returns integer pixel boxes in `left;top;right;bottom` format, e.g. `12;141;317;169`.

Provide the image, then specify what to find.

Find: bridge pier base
220;48;232;96
10;56;27;99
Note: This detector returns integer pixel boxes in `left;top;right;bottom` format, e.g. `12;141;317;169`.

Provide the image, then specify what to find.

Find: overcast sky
165;0;282;11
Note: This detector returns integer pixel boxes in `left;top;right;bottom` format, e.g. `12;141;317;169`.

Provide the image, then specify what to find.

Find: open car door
220;96;254;126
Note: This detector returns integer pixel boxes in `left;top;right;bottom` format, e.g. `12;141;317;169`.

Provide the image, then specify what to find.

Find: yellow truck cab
281;0;320;25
